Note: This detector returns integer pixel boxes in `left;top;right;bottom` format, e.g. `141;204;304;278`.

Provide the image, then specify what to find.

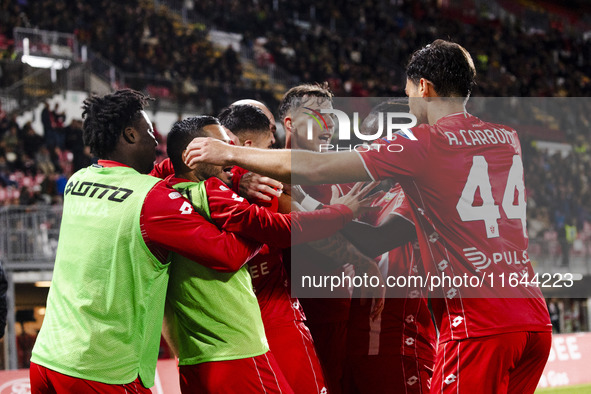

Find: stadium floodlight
21;37;71;70
21;55;71;69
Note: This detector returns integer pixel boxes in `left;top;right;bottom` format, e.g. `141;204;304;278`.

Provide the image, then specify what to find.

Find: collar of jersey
435;111;471;125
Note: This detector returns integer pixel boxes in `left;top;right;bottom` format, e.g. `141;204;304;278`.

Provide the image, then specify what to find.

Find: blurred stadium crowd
0;0;590;252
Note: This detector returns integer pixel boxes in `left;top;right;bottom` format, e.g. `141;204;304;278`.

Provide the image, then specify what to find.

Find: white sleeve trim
301;194;323;211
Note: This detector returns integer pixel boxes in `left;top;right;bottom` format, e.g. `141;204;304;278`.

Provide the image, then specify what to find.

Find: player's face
135;111;158;174
247;130;275;149
259;106;277;137
197;124;234;186
290;97;334;152
405;79;428;124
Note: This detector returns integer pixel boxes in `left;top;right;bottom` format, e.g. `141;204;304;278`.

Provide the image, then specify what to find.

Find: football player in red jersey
164;115;378;393
218;104;328;394
184;40;552;393
344;183;436;394
225;99;285;204
277;82;356;394
338;102;436;394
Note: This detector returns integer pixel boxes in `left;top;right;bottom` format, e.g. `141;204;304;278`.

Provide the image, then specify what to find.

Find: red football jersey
152;162;305;326
297;183;353;323
229;166;304;326
248;245;306;326
165;175;353;328
358;112;551;343
347;185;436;361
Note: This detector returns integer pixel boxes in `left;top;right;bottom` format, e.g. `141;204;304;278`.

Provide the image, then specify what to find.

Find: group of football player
30;39;552;394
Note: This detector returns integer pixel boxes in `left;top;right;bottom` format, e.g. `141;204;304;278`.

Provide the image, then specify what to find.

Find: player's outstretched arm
183;137;372;184
340;215;417;258
207;178;358;249
291;182;380;245
306;232;386;320
142;182;261;272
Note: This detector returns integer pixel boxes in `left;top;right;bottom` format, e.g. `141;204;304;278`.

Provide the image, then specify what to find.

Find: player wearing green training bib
162;116;359;393
30;90;260;393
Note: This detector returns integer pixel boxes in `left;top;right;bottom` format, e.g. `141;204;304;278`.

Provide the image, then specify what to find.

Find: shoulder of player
203;177;250;210
231;166;249;177
143;179;196;215
146;178;180;198
204;177;234;196
403;123;432;146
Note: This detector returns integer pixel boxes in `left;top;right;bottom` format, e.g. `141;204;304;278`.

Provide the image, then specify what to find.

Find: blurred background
0;0;590;392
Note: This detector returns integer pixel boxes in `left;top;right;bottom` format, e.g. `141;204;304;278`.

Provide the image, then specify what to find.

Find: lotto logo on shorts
451;316;464;327
444;374;457;385
407;376;418;386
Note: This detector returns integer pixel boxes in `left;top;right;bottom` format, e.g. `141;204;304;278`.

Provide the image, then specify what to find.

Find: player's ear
244;139;253;147
284;116;292;135
419;78;438;98
418;78;428;97
122;126;136;144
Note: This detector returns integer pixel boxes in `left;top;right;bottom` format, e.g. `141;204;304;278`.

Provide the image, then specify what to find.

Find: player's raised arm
183;137;372;185
340;214;416;258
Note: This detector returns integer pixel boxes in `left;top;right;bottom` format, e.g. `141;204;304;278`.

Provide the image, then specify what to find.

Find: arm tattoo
307;231;374;269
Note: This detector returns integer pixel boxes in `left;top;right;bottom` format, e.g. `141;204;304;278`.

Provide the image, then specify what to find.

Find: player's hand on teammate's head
239;172;283;201
330;181;381;218
183;137;233;169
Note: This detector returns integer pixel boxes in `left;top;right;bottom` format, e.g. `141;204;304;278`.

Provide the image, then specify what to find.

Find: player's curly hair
406;40;476;98
278;82;333;121
82;89;151;158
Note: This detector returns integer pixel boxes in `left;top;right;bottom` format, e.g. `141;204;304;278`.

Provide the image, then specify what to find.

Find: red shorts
179;351;293;394
266;321;327;394
343;354;433;394
30;362;151;394
431;331;552;394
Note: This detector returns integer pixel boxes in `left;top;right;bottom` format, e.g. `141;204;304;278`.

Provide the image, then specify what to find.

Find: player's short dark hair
167;116;220;173
369;98;409;115
406;40;476;97
278;82;333;121
218;105;270;136
82;89;151;158
362;99;410;136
